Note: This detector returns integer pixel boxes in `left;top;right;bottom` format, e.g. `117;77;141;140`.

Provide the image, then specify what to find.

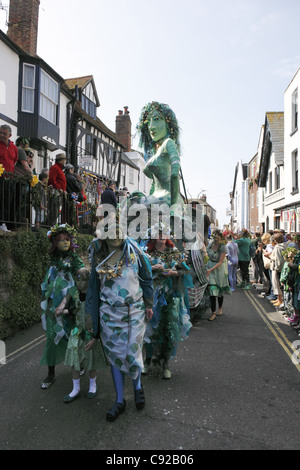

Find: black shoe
106;400;126;422
134;386;145;410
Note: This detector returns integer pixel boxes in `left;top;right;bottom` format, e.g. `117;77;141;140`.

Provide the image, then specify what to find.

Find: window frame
39;69;59;125
292;149;299;193
22;63;36;113
292;88;298;134
274;166;280;191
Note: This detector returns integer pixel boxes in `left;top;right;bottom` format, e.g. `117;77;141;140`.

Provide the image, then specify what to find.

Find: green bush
0;230;93;339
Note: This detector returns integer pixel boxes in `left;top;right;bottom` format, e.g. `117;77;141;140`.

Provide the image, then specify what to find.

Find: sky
1;0;300;227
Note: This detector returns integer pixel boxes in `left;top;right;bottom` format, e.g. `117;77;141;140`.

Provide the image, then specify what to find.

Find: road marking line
244;290;300;373
2;335;46;365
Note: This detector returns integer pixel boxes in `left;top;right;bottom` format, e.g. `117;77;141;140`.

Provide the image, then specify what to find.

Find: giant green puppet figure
137;101;183;210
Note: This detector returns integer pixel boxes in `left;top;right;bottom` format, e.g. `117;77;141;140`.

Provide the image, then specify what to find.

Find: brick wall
7;0;40;56
115;107;132;152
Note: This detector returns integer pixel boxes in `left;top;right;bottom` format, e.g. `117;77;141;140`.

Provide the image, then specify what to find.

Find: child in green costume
40;224;84;389
63;267;107;403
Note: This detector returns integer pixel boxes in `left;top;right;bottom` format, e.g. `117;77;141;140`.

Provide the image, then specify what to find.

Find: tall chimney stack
115;106;132;152
7;0;40;56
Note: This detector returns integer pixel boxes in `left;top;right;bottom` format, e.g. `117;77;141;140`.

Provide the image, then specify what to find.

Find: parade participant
142;224;192;379
235;229;253;290
206;229;231;321
85;224;153;422
63;267;107;403
40;224;85;389
186;233;209;323
225;231;239;291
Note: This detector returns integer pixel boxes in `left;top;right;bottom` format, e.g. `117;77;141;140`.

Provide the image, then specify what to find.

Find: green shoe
86;388;97;399
64;391;80;403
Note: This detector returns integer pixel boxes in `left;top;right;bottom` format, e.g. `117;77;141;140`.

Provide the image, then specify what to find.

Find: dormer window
82;94;96;119
40;69;59;124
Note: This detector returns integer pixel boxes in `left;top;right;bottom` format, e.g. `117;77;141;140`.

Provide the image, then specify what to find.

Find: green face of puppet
147;111;168;142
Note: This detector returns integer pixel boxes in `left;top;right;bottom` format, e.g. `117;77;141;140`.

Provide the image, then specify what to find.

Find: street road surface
1;285;300;451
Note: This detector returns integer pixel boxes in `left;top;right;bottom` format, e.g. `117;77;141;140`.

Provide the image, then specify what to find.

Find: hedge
0;230;93;340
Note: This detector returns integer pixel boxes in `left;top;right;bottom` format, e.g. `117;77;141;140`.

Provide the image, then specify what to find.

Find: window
129;167;134;184
82;94;96;119
269;171;272;194
292;88;298;133
40;70;58;124
22;64;35;113
292;149;299;192
275;166;280;190
120;164;125;187
86;135;93;156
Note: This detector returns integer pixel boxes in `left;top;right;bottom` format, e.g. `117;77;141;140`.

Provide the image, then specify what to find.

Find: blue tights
110;365;142;403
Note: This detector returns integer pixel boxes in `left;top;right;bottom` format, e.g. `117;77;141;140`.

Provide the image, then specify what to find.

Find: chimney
115;106;132;152
7;0;40;56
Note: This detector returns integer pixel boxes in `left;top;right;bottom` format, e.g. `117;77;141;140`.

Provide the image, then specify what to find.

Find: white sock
89;377;97;394
69;378;80;397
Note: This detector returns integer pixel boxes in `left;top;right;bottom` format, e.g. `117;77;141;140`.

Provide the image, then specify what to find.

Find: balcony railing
0;173;97;234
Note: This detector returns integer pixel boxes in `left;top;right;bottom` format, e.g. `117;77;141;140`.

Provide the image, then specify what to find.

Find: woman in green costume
206;229;231;321
142;225;193;379
85;226;154;422
40;224;85;389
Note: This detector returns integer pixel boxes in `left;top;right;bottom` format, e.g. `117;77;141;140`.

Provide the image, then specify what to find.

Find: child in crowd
34;172;48;230
62;267;107;403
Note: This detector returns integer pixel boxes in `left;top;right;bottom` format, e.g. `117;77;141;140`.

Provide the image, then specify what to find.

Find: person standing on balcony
0;124;18;174
48;153;67;224
49;153;67;192
0;125;18;228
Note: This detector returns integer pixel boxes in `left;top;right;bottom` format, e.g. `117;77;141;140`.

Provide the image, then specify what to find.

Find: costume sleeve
138;253;153;308
220;244;228;254
85;241;101;337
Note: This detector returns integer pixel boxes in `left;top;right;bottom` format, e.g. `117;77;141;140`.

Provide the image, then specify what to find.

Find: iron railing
0;175;97;234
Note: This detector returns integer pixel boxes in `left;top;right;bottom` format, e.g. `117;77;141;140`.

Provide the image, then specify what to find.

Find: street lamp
197;189;206;198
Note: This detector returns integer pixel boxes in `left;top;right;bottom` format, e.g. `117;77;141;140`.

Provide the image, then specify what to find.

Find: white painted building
231;160;249;232
282;68;300;232
122;151;151;195
0;31;20;141
257;112;285;231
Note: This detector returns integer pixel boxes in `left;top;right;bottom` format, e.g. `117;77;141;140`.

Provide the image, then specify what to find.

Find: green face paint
147;111;168;142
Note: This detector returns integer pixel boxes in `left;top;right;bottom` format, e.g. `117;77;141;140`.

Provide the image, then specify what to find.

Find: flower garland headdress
47;223;78;247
